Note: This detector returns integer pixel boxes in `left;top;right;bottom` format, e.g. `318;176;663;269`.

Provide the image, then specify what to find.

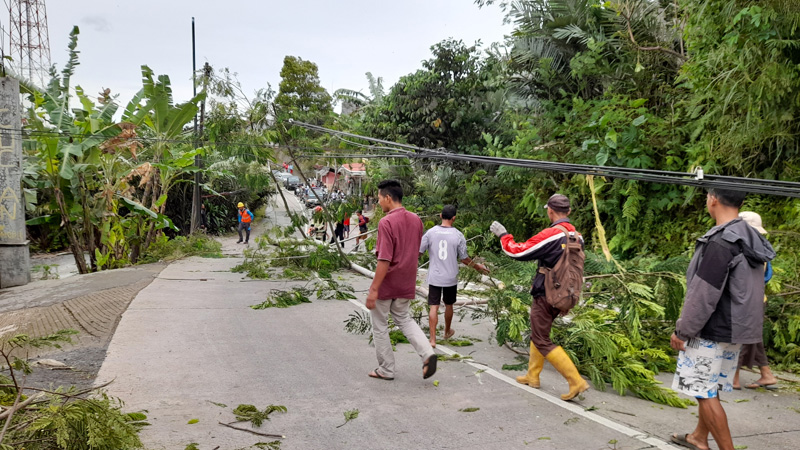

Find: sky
24;0;511;111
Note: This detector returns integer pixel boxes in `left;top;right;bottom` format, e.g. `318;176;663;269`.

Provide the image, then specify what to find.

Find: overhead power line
10;121;800;197
287;119;800;199
0;128;404;156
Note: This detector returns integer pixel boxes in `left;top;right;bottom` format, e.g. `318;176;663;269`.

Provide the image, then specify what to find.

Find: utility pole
0;77;30;287
190;17;202;232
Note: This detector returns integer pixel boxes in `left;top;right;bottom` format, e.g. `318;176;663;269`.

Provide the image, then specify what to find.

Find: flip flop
745;382;778;390
423;354;438;379
732;386;742;390
670;433;706;450
368;369;394;381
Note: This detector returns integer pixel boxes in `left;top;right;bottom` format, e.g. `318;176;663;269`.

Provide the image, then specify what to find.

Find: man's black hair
441;205;457;220
356;209;362;214
708;188;746;208
377;179;403;203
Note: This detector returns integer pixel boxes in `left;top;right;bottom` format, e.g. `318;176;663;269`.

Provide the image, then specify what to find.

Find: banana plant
21;26;125;273
130;65;205;254
20;27;193;272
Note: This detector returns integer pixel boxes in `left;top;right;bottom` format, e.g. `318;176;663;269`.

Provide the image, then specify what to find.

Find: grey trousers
237;222;250;242
370;298;435;378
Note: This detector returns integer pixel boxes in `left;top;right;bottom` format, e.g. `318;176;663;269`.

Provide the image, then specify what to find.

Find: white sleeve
419;230;430;254
457;233;468;260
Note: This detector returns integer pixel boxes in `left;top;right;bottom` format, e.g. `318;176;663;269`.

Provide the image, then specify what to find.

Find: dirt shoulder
0;262;166;390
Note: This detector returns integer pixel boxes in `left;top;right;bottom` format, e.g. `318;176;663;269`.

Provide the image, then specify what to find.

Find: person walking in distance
343;213;351;239
420;205;489;347
669;189;775;450
200;203;208;231
329;213;346;248
236;202;254;244
490;194;589;401
353;209;369;251
366;180;437;381
732;211;778;390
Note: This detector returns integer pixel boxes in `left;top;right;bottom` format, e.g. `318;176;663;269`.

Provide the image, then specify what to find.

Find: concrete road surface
95;192;800;450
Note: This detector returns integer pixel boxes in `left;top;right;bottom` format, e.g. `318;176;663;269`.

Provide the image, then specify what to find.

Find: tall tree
274;56;333;125
363;39;507;153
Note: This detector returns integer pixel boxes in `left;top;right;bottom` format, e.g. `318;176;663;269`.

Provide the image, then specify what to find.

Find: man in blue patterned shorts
669;188;775;450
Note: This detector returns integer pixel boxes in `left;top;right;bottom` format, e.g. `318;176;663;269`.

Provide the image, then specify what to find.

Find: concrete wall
0;77;30;288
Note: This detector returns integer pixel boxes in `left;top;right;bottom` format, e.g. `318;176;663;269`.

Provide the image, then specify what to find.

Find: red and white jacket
499;218;583;297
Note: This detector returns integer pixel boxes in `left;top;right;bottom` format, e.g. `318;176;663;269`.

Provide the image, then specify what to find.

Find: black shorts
428;285;457;306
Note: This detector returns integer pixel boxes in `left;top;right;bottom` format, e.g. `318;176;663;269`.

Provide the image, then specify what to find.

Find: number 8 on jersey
438;239;448;260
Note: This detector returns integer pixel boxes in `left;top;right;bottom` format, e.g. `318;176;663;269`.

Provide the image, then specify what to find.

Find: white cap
739;211;767;235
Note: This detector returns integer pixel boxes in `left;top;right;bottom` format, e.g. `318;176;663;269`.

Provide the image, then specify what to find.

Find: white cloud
80;15;111;33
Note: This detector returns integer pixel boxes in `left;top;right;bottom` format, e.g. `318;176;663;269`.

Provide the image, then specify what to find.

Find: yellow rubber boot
515;343;544;388
545;346;590;401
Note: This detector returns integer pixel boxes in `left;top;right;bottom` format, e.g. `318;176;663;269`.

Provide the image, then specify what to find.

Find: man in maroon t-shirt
366;180;437;381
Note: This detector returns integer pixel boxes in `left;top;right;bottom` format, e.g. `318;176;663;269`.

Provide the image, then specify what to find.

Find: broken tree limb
218;421;285;439
350;261;375;278
419;268;505;291
267;163;308;240
330;228;378;246
414;285;488;306
479;274;505;289
0;394;40;420
285;148;351;264
504;341;529;356
348;262;489;306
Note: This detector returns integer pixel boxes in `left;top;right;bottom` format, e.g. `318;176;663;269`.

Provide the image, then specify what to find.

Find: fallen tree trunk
349;262;488;306
418;268;506;291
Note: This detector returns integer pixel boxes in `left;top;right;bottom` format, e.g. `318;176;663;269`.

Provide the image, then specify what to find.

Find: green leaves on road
233;404;288;428
336;409;360;428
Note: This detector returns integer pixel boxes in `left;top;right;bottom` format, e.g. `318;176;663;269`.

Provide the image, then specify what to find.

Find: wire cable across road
288;120;800;198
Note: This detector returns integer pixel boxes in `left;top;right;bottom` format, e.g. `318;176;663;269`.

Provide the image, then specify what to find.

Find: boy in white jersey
420;205;489;347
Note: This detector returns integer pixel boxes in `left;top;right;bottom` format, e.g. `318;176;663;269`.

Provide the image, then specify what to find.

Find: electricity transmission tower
5;0;50;87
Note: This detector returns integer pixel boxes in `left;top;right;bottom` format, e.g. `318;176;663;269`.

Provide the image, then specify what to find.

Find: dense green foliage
361;39;507;153
0;331;146;449
19;28;277;271
333;0;800;400
139;233;223;263
681;0;800;178
274;56;333;125
21;27;207;271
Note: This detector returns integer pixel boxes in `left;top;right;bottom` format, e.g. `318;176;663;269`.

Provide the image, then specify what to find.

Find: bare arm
366;260;390;310
461;257;489;275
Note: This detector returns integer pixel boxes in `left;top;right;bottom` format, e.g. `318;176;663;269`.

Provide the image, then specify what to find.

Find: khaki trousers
370;298;435;378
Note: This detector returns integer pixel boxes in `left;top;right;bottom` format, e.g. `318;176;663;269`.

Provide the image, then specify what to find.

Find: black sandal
423;354;438;379
670;433;705;450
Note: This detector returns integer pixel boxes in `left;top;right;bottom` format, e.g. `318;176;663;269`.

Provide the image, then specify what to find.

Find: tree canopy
274;55;333;124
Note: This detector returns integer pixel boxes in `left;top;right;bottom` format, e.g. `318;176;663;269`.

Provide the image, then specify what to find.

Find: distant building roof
340;163;366;176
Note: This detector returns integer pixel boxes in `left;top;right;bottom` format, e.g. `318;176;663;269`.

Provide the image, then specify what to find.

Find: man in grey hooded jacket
670;188;775;450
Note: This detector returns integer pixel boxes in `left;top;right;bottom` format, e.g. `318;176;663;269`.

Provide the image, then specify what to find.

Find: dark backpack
538;225;585;313
363;216;370;224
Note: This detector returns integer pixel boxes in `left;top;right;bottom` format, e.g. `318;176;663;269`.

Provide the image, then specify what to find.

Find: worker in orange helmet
236;202;254;244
